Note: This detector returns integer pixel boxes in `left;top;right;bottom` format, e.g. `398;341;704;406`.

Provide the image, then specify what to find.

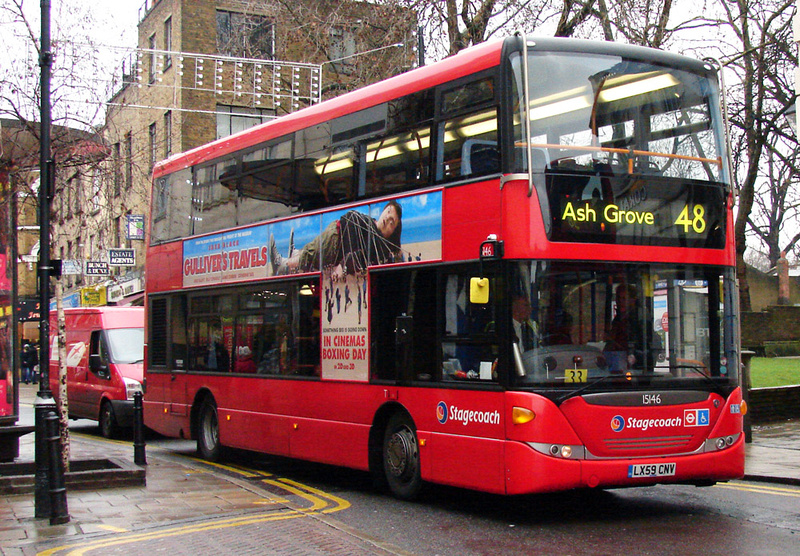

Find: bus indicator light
512;407;535;425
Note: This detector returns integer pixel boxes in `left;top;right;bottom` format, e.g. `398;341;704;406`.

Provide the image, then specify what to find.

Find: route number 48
675;204;706;234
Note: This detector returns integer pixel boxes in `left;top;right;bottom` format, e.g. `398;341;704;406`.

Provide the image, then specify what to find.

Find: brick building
51;0;416;305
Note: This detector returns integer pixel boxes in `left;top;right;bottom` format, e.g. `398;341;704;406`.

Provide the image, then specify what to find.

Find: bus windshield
508;261;738;390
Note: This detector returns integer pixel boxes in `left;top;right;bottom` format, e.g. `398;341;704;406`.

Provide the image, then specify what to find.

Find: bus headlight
706;433;740;452
538;443;584;459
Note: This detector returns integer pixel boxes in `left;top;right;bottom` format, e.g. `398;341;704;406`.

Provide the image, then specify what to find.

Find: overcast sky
1;0;143;125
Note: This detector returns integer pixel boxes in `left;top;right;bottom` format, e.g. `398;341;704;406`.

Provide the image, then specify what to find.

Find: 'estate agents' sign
109;248;136;266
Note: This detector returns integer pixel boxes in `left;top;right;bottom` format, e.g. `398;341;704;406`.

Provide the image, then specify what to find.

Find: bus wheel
198;398;221;461
383;413;421;500
100;401;119;439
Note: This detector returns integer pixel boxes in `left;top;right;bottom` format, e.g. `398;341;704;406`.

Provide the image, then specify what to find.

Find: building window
73;175;82;214
163;17;172;69
113;142;121;197
216;10;274;59
115;216;122;248
329;26;356;74
164;111;172;158
125;132;133;190
149;122;157;169
216;104;273;139
91;172;101;213
148;33;156;84
66;177;73;218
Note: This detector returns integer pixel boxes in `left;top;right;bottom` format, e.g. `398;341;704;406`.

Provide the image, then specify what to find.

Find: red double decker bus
143;36;744;499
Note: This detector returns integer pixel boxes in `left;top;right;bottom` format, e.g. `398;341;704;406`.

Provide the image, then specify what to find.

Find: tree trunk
55;280;70;472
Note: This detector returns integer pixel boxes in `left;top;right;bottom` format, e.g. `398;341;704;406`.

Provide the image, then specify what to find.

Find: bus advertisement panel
144;36;742;500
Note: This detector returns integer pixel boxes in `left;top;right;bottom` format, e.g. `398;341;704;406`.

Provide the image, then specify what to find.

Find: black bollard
34;393;56;518
133;391;147;465
45;410;69;524
741;350;755;443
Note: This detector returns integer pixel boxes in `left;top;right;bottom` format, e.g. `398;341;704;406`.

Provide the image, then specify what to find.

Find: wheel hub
386;427;415;478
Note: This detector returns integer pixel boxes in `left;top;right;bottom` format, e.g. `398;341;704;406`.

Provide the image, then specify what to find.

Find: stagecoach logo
611;413;706;432
436;401;500;426
436;401;448;424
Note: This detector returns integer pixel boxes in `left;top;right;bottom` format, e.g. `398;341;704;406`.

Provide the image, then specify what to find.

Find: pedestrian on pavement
20;341;37;384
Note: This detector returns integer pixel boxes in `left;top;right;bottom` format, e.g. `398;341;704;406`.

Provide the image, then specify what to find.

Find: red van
49;307;144;438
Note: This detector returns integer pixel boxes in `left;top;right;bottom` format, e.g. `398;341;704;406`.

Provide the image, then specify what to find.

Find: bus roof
153;38;506;177
153;35;716;179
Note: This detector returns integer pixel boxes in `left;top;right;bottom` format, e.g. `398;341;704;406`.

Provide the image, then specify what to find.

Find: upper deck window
513;52;725;183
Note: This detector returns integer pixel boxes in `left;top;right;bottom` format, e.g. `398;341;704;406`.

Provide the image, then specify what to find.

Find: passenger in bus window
604;284;640;371
206;327;229;372
234;346;256;373
269;201;402;280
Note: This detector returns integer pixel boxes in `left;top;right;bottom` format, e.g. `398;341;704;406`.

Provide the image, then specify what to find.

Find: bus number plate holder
628;463;676;478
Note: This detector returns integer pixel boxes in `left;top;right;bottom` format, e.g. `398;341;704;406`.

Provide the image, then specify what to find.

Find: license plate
628;463;676;478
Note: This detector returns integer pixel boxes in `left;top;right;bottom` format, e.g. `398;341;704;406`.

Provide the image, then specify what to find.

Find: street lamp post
35;0;68;524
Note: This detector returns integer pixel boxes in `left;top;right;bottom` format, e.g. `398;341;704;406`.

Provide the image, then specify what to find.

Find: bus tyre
100;401;119;439
198;398;221;461
383;413;421;500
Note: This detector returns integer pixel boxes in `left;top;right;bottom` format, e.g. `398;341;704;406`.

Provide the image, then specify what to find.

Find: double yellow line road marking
38;439;351;555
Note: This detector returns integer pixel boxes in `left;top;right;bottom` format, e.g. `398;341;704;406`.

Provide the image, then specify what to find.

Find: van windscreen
105;328;145;364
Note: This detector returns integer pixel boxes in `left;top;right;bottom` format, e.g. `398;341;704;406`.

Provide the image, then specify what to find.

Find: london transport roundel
436;401;448;424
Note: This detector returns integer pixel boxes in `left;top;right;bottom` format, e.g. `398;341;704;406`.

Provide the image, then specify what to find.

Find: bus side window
362;127;431;197
442;272;500;382
192;158;237;236
370;268;437;383
238;137;296;225
295;124;355;209
436;109;498;182
169;295;187;371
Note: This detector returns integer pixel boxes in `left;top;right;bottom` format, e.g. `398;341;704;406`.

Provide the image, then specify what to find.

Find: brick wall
741;305;800;352
748;385;800;423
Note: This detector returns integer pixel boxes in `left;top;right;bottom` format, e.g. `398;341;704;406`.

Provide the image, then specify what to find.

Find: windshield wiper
657;364;727;396
557;374;620;404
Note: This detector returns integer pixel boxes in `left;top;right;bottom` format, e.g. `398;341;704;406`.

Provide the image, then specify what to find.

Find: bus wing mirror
470;277;490;304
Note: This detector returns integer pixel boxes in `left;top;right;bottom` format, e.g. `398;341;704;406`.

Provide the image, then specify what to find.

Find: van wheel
100;401;119;439
198;398;221;461
383;412;422;500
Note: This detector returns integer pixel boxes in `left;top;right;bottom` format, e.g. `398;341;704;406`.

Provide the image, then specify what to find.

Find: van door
85;330;113;419
65;335;91;418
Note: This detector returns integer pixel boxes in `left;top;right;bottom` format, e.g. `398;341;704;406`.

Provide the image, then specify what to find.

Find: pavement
1;384;799;556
